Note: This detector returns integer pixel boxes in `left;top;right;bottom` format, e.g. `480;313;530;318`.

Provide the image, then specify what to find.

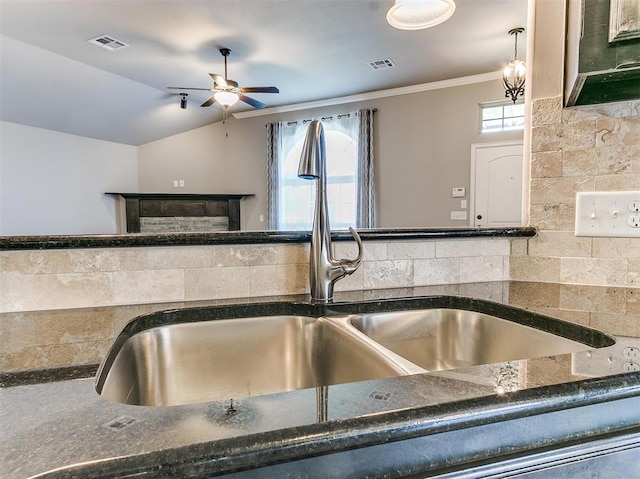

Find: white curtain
266;121;306;230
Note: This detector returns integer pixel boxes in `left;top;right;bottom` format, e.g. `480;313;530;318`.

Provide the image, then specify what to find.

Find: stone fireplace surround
106;193;254;233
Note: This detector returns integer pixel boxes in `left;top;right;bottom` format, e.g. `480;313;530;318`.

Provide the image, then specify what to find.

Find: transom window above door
480;101;525;133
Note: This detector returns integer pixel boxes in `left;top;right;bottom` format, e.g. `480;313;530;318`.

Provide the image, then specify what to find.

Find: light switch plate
575;191;640;237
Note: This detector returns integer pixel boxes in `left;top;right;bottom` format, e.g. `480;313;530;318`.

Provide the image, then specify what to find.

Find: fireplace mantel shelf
106;193;254;201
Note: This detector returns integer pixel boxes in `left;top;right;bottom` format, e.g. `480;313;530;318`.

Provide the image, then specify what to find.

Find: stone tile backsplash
0;238;511;315
512;97;640;288
508;282;639;338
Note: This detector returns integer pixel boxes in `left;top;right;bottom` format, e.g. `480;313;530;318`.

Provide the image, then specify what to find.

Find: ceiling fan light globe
386;0;456;30
214;91;239;107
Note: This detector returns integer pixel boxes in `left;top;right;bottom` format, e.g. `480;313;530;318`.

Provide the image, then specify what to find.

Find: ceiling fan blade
210;73;227;88
167;87;214;91
200;96;217;107
241;86;279;94
239;94;265;109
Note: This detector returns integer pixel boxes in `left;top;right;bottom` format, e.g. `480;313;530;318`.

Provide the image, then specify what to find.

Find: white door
471;142;523;227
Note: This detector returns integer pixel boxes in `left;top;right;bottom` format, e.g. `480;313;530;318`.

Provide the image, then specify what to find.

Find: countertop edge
0;227;537;250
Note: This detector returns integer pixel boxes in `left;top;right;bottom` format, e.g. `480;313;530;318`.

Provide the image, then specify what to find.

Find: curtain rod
265;108;377;127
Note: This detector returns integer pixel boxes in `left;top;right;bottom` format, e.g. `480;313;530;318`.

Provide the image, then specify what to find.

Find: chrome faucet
298;120;363;303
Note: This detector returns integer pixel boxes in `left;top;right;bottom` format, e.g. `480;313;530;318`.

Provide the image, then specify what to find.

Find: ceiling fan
167;48;279;109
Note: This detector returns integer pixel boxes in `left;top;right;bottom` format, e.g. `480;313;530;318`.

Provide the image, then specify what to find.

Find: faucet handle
339;227;363;275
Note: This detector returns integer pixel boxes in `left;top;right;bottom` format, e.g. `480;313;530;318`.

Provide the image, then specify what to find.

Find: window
266;109;375;231
279;128;357;230
480;101;525;133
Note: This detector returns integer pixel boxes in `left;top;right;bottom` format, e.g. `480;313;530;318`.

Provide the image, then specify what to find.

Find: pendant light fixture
386;0;456;30
503;27;526;103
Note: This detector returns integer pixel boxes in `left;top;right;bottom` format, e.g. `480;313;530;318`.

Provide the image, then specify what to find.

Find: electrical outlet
575;191;640;237
573;336;640;376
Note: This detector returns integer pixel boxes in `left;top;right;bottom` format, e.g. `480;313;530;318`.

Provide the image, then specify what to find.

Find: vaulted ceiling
0;0;527;145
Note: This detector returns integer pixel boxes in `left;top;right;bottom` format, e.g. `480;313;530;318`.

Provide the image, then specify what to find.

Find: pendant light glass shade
214;91;239;108
386;0;456;30
502;59;526;102
503;28;526;103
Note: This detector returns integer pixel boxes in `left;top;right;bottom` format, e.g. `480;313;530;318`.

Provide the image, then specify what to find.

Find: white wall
137;121;227;193
139;78;523;230
0;121;138;235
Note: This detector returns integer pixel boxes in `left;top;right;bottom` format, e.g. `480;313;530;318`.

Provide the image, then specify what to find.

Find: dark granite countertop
0;227;537;250
1;281;639;478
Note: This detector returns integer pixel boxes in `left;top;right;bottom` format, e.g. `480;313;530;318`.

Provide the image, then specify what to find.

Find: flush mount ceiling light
386;0;456;30
503;27;526;103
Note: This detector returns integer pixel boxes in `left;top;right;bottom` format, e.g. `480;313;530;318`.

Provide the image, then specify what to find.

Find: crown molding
232;71;503;119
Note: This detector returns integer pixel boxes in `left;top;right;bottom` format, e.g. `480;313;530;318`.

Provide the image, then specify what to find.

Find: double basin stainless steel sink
95;302;614;407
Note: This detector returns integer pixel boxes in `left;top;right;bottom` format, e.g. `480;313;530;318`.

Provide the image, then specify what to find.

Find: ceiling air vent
87;35;129;51
368;58;396;70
